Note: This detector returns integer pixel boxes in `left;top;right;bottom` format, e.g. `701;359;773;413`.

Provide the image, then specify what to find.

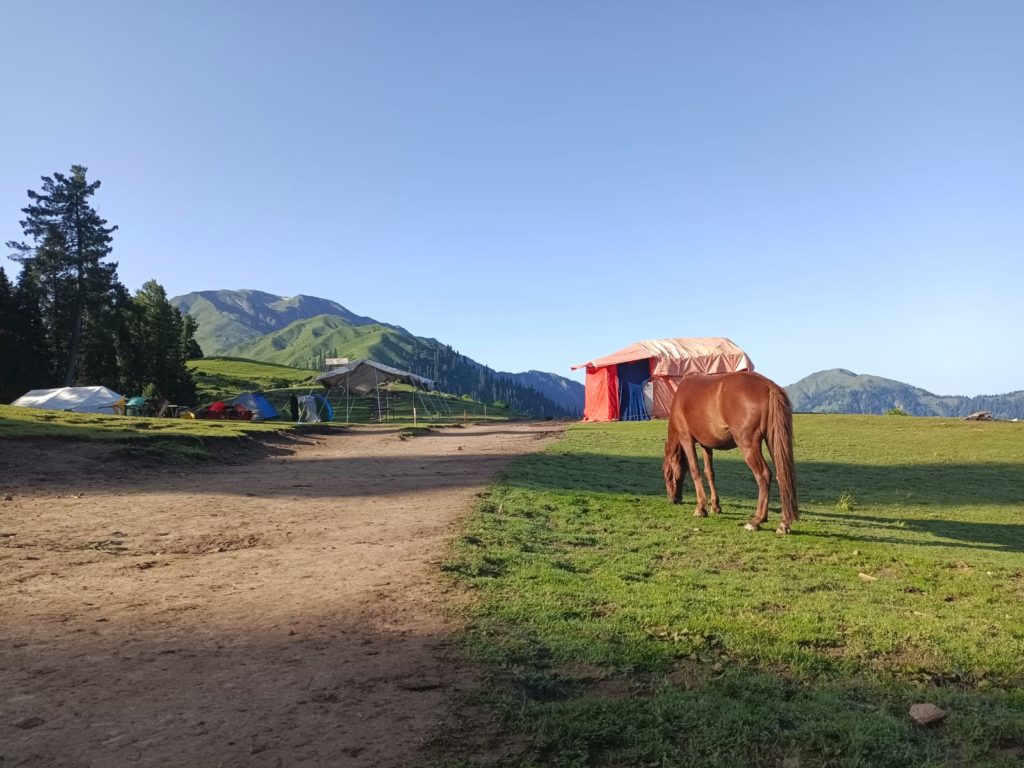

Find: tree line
1;166;201;405
407;342;576;418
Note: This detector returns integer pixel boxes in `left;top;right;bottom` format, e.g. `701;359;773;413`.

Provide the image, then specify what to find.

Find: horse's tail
766;382;799;522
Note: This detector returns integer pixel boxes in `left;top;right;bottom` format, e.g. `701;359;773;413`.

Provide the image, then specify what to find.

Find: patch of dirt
0;422;563;767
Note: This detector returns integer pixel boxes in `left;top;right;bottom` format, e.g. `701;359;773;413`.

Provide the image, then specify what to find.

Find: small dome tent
571;338;754;422
227;392;279;421
296;395;334;423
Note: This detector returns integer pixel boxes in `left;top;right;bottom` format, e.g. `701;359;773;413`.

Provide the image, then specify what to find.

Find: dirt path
0;422;563;768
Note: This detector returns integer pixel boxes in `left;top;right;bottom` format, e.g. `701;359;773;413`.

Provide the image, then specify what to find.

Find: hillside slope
787;369;1024;419
171;289;389;356
498;369;584;416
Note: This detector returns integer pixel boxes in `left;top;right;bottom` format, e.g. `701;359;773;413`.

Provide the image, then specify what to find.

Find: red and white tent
571;338;753;422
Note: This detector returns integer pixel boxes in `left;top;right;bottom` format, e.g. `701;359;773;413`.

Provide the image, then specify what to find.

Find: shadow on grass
503;453;1024;552
430;662;1024;768
805;512;1024;554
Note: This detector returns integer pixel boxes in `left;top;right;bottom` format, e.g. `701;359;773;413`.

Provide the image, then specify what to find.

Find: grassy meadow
441;415;1024;767
189;356;320;402
0;403;286;460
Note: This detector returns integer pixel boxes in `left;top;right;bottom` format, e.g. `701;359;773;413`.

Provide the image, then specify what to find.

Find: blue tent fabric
617;361;651;421
228;392;279;421
622;382;650;421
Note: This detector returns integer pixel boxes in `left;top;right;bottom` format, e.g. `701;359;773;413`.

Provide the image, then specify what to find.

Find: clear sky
3;2;1022;396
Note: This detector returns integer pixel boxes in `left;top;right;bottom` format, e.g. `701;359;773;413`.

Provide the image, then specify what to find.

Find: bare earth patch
0;422;563;767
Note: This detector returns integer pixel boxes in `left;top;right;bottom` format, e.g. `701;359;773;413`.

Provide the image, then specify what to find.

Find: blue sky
2;2;1022;395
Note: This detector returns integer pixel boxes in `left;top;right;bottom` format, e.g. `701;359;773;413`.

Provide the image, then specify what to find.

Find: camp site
3;6;1024;767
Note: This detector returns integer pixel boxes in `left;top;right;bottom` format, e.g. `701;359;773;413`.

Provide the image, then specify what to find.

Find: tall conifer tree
6;165;119;385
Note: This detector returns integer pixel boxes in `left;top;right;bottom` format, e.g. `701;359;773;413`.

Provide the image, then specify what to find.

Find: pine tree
0;267;18;401
127;280;198;404
6;165;119;385
0;267;50;402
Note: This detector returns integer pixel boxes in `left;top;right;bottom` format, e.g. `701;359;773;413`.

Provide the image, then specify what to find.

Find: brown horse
663;371;799;533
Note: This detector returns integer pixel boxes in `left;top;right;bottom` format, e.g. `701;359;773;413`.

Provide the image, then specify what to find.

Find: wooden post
413;406;417;425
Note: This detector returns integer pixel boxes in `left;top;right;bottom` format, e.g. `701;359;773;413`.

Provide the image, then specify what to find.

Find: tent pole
346;372;352;422
374;368;382;422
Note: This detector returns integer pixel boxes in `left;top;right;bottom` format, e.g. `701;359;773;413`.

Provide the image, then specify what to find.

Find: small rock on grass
909;703;947;726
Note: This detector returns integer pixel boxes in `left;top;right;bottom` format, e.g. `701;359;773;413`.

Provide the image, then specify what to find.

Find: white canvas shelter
315;358;449;422
316;359;434;394
12;386;125;414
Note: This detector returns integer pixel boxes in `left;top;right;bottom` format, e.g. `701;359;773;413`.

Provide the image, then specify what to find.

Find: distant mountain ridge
786;369;1024;419
170;289;584;417
497;369;584;416
171;290;397;354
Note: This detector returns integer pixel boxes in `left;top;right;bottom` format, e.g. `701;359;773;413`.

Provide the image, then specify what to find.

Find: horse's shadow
507;453;1024;552
806;511;1024;553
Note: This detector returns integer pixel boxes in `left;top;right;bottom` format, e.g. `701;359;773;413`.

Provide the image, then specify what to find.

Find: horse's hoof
693;509;708;518
776;524;791;535
743;522;759;532
712;506;722;515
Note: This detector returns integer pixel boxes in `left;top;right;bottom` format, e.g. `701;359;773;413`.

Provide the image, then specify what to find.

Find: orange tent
571;338;754;421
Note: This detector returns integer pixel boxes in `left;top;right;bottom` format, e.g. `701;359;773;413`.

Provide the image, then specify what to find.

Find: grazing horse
663;371;799;533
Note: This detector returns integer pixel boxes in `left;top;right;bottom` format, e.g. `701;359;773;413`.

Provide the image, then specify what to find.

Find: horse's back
668;372;777;448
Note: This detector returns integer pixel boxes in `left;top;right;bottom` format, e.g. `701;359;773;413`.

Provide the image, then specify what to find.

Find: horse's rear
663;371;799;533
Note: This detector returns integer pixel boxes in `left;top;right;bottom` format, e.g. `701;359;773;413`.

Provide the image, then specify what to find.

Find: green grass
440;415;1024;767
189;356;319;402
0;403;286;460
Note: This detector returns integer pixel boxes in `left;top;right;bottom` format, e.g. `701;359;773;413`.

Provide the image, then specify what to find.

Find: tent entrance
617;360;651;421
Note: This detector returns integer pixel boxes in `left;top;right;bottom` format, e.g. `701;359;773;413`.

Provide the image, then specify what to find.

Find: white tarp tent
316;359;434;394
12;386;125;414
316;359;441;422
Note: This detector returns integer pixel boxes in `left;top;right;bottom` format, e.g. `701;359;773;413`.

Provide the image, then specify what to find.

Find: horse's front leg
681;440;709;517
740;444;772;531
701;447;722;514
663;440;685;504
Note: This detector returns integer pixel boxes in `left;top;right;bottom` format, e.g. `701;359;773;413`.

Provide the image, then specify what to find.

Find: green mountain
171;289;389;356
786;369;1024;419
170;290;583;418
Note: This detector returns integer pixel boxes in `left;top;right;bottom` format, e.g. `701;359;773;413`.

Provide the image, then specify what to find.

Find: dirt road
0;422;562;767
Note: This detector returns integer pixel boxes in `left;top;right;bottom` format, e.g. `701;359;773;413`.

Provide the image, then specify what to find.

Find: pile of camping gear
194;401;254;420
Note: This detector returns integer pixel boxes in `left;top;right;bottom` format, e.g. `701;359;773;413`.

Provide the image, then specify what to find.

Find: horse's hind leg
701;447;722;514
740;444;772;531
680;439;709;517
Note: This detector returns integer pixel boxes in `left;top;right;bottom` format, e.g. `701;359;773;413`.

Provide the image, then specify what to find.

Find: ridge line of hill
785;368;1024;419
